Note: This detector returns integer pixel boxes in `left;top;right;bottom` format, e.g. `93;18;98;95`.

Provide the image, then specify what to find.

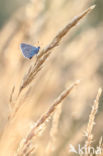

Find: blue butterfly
20;43;40;59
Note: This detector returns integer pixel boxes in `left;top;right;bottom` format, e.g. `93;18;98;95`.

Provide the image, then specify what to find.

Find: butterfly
20;43;40;59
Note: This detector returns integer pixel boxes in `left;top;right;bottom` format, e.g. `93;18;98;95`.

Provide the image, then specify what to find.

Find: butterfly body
20;43;40;59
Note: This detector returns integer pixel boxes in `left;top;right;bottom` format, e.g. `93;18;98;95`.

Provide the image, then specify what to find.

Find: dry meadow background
0;0;103;156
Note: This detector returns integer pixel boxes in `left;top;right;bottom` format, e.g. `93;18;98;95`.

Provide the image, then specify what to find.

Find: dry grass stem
9;5;95;120
16;80;80;156
18;5;95;96
38;5;95;59
85;88;102;148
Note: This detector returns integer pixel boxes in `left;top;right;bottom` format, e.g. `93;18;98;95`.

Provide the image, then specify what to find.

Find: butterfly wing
20;43;40;59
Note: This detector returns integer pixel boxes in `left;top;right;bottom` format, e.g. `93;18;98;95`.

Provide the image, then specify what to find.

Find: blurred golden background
0;0;103;156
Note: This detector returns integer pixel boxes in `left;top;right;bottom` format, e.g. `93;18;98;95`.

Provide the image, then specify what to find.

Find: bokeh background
0;0;103;155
